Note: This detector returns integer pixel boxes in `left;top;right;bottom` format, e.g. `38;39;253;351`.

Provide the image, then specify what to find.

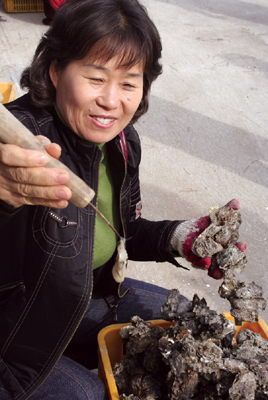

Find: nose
96;84;120;110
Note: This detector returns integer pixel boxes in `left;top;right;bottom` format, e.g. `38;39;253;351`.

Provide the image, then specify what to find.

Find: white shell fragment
112;238;128;283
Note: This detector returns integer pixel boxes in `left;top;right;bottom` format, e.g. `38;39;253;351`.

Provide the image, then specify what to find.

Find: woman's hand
170;199;247;279
0;136;72;208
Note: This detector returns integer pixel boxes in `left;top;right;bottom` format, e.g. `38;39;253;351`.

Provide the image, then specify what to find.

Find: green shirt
92;143;120;269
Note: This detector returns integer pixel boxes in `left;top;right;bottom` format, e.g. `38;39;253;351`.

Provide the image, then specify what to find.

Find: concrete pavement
0;0;267;321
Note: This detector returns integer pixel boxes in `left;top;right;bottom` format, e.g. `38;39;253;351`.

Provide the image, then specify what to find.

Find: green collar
54;102;69;128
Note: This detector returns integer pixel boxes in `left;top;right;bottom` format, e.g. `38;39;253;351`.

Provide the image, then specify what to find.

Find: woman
0;0;243;399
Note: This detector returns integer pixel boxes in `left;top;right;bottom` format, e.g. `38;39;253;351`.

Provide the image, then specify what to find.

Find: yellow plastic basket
97;314;268;400
0;82;16;104
3;0;44;12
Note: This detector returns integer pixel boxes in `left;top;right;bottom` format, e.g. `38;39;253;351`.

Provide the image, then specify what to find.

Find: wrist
170;219;199;257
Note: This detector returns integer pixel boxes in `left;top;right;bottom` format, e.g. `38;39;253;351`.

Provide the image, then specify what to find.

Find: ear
49;60;60;89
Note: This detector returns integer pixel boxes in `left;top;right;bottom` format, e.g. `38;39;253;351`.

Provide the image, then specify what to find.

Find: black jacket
0;94;183;399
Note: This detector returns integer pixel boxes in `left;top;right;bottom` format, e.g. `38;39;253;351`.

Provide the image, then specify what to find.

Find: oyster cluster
191;206;266;325
113;290;268;400
113;206;267;398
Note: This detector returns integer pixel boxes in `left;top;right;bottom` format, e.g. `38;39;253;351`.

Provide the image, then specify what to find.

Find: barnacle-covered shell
114;289;268;399
191;206;266;325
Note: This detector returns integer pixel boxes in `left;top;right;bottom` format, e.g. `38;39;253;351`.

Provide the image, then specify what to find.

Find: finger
0;166;71;203
30;136;62;159
0;143;49;167
0;187;69;209
193;257;211;270
45;143;62;159
20;194;69;208
236;242;247;252
208;268;223;280
1;176;71;200
0;180;71;208
224;198;240;210
0;163;70;187
13;182;71;201
36;135;52;146
187;250;211;270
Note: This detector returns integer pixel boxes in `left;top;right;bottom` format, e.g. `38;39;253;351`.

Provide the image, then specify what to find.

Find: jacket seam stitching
20;213;92;394
1;247;58;358
20;278;90;395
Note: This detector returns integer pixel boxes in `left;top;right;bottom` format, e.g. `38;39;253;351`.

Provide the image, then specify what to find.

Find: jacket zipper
114;143;128;313
119;145;127;240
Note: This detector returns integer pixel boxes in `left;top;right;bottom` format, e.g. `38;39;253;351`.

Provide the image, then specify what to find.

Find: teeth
94;117;114;125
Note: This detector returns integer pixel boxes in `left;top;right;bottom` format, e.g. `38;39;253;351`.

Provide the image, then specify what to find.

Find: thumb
37;135;62;160
223;198;240;210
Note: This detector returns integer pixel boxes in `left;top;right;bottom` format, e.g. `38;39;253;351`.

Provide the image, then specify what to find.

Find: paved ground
1;0;268;322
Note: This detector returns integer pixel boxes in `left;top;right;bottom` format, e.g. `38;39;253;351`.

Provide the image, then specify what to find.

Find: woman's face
49;55;144;143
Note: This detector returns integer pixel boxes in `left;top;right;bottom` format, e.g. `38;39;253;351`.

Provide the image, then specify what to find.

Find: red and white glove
170;199;246;279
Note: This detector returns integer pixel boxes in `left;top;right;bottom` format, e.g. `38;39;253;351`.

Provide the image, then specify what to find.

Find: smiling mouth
93;116;115;125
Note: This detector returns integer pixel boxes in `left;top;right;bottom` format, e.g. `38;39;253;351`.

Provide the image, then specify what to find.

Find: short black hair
20;0;162;124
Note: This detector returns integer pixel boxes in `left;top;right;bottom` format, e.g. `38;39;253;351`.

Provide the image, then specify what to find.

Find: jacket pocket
32;205;83;258
0;281;25;305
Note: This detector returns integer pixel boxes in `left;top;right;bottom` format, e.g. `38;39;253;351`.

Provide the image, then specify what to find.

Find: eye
123;83;136;90
90;78;103;84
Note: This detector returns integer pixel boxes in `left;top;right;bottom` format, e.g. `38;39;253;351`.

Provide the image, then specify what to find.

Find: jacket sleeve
126;216;188;269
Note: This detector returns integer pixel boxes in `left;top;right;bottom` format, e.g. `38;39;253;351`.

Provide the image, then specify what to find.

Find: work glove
170;199;246;279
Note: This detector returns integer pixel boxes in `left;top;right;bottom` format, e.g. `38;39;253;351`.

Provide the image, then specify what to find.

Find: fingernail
57;200;69;208
36;155;48;165
55;173;69;184
56;190;69;200
38;137;51;146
